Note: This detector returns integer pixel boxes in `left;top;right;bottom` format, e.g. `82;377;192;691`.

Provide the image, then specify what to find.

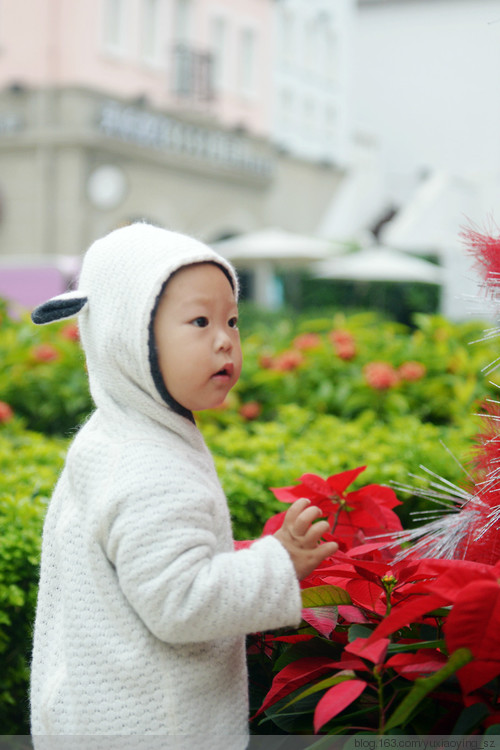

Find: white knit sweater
30;224;302;744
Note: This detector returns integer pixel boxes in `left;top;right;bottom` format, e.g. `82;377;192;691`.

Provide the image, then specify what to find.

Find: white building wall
272;0;354;166
354;0;500;205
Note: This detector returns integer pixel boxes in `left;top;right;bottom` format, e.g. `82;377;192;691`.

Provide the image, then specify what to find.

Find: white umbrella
313;246;444;285
213;228;338;307
213;228;336;263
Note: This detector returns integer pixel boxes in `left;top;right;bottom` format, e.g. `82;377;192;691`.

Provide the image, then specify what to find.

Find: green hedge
0;300;91;436
203;403;480;539
0;300;497;733
1;300;498;434
0;422;65;733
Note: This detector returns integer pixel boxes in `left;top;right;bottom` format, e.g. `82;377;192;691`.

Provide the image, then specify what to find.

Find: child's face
153;262;242;412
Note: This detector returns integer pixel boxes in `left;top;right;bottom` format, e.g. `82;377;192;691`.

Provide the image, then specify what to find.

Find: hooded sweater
30;223;302;745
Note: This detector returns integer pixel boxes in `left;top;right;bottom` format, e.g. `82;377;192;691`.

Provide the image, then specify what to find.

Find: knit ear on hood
31;291;88;325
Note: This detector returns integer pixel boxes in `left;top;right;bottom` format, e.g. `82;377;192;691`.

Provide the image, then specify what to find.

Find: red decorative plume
381;226;500;566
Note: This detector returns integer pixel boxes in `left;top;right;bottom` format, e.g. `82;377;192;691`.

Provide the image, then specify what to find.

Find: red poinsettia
312;548;432;617
366;557;500;694
264;467;402;551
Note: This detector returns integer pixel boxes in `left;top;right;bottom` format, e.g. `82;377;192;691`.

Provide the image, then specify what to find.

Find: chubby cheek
233;348;243;385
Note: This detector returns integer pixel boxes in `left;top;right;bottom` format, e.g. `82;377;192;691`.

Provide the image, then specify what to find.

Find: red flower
31;343;59;362
336;341;357;360
266;468;402;550
330;329;357;360
367;558;500;695
398;361;426;381
0;401;14;423
272;350;304;371
60;323;80;341
239;401;261;420
293;332;322;350
364;361;399;390
385;649;447;680
317;549;430;616
329;329;353;345
258;353;275;369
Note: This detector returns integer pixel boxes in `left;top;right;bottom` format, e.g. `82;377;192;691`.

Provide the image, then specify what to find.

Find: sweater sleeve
103;459;302;644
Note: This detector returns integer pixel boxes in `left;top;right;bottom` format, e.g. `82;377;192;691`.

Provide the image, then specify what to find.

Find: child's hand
273;498;338;580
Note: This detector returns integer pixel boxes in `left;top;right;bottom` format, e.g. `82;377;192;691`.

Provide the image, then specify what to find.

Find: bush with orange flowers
2;297;500;735
0;302;90;435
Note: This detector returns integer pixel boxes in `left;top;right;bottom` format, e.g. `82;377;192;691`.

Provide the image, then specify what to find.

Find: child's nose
216;328;232;351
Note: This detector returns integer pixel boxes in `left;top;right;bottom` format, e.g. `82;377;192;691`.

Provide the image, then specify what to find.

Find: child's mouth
213;363;234;379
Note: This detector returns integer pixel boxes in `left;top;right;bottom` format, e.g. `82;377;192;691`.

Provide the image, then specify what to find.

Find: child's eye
228;317;239;329
192;317;209;328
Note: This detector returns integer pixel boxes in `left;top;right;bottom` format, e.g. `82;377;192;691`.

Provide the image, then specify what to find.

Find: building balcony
171;44;215;103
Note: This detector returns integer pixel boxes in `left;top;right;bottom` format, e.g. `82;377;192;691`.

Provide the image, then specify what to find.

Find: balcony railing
171;44;215;103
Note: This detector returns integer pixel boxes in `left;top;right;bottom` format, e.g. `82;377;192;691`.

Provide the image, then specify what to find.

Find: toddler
30;223;337;746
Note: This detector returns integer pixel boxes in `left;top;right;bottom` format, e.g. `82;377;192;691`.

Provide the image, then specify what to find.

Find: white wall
272;0;354;165
355;0;500;204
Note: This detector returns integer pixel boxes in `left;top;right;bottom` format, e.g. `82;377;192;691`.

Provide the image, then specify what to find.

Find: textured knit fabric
30;223;302;745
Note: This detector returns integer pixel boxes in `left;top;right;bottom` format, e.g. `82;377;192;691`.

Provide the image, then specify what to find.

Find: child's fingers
283;497;311;526
292;505;324;536
303;519;331;546
313;541;339;564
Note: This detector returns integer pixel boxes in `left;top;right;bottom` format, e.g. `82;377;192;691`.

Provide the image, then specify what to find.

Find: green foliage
0;306;91;435
1;298;499;732
0;422;65;733
300;276;440;325
222;309;500;428
203;404;479;539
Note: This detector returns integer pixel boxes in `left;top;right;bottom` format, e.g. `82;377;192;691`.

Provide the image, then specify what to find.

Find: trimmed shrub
0;422;65;733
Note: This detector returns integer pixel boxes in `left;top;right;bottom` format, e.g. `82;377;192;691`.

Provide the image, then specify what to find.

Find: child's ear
31;291;88;325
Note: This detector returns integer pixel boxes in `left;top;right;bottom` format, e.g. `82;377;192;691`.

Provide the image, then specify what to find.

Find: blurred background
0;0;499;322
4;5;500;734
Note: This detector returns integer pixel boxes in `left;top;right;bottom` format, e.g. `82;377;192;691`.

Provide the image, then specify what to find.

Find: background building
272;0;352;166
0;0;350;294
320;0;500;319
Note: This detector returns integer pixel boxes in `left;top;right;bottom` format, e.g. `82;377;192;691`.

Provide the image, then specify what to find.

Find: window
175;0;191;43
141;0;162;64
324;105;337;149
323;26;339;82
304;18;319;73
238;27;256;95
303;97;316;137
279;89;293;135
102;0;126;55
279;8;295;64
210;15;226;90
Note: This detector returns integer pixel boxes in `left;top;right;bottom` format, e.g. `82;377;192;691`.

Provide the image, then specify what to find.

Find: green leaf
301;584;351;608
387;639;446;654
347;624;373;642
451;702;489;734
384;647;473;732
282;672;355;711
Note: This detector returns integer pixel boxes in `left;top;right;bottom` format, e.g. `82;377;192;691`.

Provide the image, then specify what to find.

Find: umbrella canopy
212;228;339;308
212;227;336;266
313;246;444;285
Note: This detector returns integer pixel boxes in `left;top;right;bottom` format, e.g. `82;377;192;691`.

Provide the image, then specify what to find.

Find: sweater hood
32;223;239;431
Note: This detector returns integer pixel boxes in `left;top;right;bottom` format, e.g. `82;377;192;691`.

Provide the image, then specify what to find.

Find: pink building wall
0;0;272;136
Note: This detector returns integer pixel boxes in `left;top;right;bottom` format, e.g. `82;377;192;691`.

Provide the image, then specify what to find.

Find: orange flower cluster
0;400;13;423
329;329;356;360
292;333;322;351
60;323;80;342
259;349;305;372
364;360;426;390
31;343;59;363
239;401;262;421
363;361;399;390
398;360;426;381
